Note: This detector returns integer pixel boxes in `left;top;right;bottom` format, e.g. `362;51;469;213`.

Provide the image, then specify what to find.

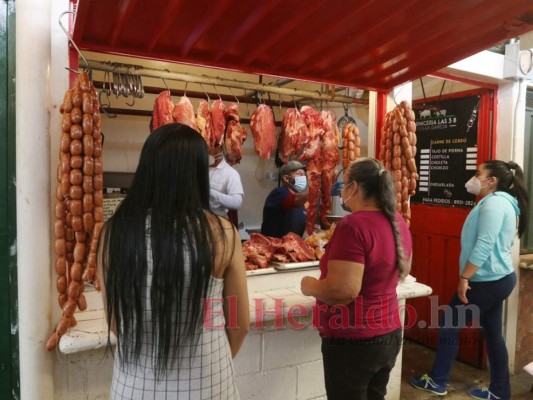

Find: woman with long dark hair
411;160;529;400
301;158;413;400
99;123;249;399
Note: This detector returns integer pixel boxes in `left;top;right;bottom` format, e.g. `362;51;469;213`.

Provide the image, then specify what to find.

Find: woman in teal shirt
412;160;529;400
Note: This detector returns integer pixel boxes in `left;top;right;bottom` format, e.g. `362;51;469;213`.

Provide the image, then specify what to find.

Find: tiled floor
400;340;533;399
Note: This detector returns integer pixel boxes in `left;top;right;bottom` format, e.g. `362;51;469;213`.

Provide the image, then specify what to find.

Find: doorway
404;87;496;369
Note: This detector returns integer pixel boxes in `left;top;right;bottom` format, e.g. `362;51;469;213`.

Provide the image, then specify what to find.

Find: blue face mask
293;176;307;192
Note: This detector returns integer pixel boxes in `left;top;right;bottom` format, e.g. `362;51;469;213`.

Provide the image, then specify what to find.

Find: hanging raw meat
321;110;334;133
300;106;324;131
277;108;310;163
298;106;324;162
320;111;340;228
211;99;226;148
225;102;239;121
305;158;323;235
224;103;248;165
250;104;276;159
196;100;212;145
152;91;174;130
172;95;196;130
288;106;327;235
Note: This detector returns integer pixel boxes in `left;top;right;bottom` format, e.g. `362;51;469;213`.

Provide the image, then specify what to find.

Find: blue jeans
429;272;516;400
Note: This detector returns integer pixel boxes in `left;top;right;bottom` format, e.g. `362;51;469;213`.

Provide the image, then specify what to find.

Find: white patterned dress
110;236;239;400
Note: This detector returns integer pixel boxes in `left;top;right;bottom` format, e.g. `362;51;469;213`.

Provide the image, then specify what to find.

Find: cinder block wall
54;318;406;399
234;326;326;400
234;311;404;400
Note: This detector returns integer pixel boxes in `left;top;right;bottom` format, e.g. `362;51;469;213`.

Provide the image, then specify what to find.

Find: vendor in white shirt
209;144;244;224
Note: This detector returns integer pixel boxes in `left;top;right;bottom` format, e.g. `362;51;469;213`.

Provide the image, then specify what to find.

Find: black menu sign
410;95;479;208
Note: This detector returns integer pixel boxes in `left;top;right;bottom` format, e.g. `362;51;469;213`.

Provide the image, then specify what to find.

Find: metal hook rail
80;59;364;104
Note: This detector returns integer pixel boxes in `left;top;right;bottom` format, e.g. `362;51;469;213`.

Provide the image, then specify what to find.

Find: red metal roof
72;0;533;91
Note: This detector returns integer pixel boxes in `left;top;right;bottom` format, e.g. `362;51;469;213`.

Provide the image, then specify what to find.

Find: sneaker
410;374;448;396
467;387;501;399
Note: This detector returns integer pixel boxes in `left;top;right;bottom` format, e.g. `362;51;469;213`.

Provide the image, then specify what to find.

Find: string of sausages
378;100;418;226
341;122;360;169
46;71;104;351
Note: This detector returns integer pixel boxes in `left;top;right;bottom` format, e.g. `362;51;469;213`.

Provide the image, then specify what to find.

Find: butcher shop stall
14;0;533;399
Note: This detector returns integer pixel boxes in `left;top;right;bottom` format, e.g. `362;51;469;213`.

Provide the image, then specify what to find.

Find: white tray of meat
246;267;278;276
270;260;320;271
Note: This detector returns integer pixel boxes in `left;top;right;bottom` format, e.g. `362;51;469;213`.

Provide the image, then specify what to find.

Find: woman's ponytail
378;169;409;278
506;161;529;237
484;160;529;237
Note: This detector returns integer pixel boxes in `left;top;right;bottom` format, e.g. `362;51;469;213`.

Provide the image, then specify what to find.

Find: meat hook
244;90;251;116
102;71;112;96
58;11;89;73
228;87;239;104
161;70;170;94
134;72;144;98
213;84;222;100
199;83;210;102
98;90;117;118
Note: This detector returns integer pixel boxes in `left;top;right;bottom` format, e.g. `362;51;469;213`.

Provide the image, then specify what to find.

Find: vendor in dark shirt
261;161;308;238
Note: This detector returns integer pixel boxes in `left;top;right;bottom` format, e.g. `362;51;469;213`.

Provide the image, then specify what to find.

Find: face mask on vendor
209;152;223;167
340;181;355;212
293;176;307;192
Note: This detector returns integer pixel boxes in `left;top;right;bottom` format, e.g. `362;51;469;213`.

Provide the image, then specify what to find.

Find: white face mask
209;152;223;167
340;182;354;212
293;176;307;192
465;176;488;195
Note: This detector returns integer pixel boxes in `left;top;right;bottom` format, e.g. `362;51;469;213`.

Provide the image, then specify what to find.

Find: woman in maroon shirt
301;158;412;400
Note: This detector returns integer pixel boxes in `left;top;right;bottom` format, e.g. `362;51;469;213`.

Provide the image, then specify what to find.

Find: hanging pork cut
224;103;248;165
211;99;226;148
196;100;212;145
152;91;174;131
320;111;340;228
250;104;276;160
277;108;309;163
172;95;196;130
298;106;324;162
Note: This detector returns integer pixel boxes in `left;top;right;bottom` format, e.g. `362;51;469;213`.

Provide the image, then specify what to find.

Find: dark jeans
429;272;516;400
321;329;402;400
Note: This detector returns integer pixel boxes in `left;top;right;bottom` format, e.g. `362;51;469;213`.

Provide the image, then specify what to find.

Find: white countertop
59;270;432;354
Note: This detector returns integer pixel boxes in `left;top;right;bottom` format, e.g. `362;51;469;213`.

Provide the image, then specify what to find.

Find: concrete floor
400;340;533;399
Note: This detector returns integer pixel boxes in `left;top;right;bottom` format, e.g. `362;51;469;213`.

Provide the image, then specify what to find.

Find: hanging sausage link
46;72;104;351
341;122;360;169
378;101;418;226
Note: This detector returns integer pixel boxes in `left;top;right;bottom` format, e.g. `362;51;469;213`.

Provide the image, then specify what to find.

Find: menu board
410;95;479;208
103;195;125;222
